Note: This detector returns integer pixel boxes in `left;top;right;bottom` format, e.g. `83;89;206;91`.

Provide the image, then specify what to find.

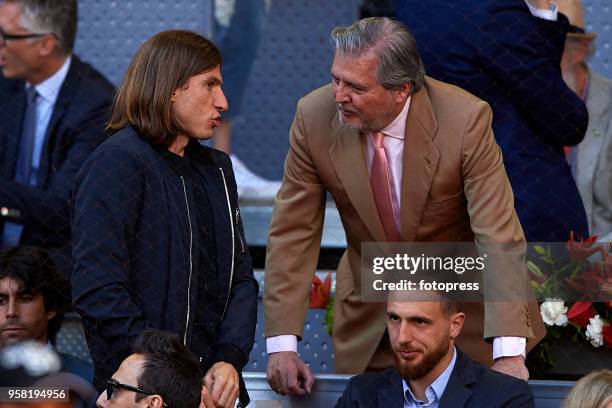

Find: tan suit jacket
264;77;545;373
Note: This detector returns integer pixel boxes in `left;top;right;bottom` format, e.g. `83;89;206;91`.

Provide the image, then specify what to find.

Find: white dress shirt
29;56;72;181
403;347;457;408
268;96;526;360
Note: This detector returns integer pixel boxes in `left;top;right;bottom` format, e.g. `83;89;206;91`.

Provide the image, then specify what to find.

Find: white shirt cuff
267;335;298;354
493;337;527;360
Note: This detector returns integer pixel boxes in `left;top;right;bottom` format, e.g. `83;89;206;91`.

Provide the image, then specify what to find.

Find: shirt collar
524;0;558;20
27;56;72;104
379;95;411;140
402;347;457;406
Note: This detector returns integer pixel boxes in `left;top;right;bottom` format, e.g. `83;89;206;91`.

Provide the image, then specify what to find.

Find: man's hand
203;362;239;408
491;355;529;381
267;351;315;396
199;386;215;408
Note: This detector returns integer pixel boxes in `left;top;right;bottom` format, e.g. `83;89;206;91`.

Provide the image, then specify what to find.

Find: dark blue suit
394;0;589;242
0;56;114;276
336;349;534;407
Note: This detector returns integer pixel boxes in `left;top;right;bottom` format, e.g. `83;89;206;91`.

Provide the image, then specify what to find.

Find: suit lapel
439;350;475;408
329;113;387;242
37;59;79;185
579;71;609;214
0;81;26;178
400;87;440;241
377;369;405;408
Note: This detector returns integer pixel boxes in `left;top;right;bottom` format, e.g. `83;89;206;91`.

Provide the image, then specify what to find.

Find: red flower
567;231;602;260
565;262;612;300
309;273;331;309
604;324;612;349
567;302;596;327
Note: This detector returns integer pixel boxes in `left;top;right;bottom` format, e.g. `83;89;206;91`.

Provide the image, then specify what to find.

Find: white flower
585;315;605;348
0;341;61;376
540;298;568;326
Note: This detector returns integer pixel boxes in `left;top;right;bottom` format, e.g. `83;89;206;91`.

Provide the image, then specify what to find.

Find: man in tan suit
264;17;545;396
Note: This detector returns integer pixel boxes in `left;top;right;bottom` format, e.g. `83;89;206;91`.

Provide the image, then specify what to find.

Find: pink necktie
370;131;401;241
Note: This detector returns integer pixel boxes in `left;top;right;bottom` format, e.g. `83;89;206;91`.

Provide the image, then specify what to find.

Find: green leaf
534;245;547;255
527;261;544;277
324;298;335;337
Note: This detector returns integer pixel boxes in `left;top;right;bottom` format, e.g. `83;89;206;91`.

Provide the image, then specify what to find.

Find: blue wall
73;0;612;180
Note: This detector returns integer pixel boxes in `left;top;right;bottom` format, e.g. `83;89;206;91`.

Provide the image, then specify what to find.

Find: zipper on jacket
180;176;194;345
219;168;234;321
235;208;246;253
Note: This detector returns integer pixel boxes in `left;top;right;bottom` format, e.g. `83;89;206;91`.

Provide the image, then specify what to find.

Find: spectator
394;0;590;242
336;296;535;408
72;30;257;408
559;0;612;242
0;246;92;382
264;17;544;396
0;0;114;277
563;369;612;408
96;330;202;408
212;0;281;201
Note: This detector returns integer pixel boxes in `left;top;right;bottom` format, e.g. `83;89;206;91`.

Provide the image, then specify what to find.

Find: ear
147;394;165;408
395;83;411;103
45;308;57;321
449;312;465;339
138;394;164;408
37;34;57;57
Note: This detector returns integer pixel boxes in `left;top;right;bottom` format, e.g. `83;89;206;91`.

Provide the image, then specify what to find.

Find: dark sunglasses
0;27;50;45
105;379;168;407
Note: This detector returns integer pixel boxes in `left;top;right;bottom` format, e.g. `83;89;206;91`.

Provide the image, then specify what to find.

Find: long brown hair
107;30;221;146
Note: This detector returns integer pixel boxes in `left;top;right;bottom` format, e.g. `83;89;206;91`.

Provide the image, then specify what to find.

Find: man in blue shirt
0;0;114;277
336;295;534;408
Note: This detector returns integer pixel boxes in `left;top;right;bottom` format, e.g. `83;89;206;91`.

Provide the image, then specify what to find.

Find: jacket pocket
235;208;246;253
422;191;466;216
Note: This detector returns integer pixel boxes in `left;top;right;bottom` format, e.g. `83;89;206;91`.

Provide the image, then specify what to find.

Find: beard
336;99;399;132
393;337;451;381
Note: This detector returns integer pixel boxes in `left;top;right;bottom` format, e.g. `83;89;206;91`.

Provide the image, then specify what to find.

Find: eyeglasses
0;27;50;46
105;379;168;407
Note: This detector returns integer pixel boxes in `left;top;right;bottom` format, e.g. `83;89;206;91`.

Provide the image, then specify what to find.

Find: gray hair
330;17;425;93
10;0;77;56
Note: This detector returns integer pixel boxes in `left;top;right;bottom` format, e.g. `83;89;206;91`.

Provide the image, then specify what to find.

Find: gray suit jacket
573;69;612;240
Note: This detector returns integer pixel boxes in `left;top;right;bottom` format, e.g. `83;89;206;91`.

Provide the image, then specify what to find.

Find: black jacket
336;349;534;408
0;56;114;276
72;126;258;405
395;0;589;241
